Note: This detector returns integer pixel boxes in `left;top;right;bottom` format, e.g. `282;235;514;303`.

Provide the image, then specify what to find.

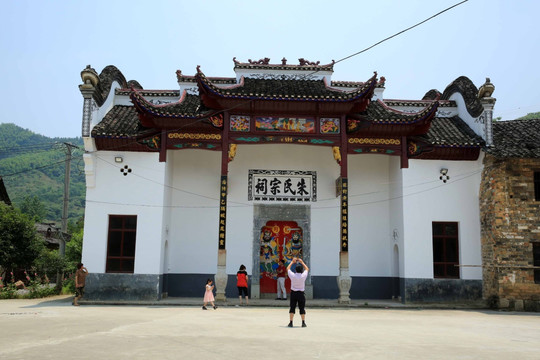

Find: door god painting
259;221;303;294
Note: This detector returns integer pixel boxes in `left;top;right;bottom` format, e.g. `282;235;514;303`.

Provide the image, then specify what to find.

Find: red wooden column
215;111;229;301
400;136;409;168
219;112;230;250
339;115;348;252
338;114;352;304
159;129;167;163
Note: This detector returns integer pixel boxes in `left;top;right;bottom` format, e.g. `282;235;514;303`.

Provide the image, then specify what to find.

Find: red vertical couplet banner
341;177;348;252
218;175;227;250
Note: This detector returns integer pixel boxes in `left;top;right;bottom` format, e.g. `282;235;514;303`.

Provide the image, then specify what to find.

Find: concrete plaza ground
1;296;539;360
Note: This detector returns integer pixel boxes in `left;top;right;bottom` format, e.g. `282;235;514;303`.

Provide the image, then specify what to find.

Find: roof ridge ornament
232;57;336;71
248;57;270;65
298;58;320;66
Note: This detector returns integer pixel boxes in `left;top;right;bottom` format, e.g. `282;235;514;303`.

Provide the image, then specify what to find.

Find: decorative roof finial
478;77;495;99
281;57;287;65
80;65;99;87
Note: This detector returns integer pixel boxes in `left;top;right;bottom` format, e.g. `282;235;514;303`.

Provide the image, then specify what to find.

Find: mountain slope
0;123;85;223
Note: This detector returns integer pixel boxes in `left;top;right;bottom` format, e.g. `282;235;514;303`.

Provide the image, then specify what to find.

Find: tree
19;195;46;222
66;217;83;263
0;202;43;279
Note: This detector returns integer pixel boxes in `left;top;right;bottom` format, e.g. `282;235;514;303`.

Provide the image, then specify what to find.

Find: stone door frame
251;204;311;299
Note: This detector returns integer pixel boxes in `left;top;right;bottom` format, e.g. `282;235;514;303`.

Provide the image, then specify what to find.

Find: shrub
0;271;60;299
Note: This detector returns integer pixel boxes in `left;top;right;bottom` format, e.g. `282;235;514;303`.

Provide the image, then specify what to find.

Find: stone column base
337;271;352;304
215;250;228;302
337;251;351;304
251;284;260;299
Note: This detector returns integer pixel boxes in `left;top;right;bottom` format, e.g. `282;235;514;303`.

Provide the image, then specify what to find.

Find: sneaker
302;322;307;328
202;306;207;310
288;322;293;328
213;306;218;310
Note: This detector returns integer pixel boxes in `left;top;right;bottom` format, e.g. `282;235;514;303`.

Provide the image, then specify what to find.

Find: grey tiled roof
93;105;483;148
487;119;540;158
130;91;211;118
441;76;484;118
198;75;376;102
91;105;149;137
116;89;180;97
365;100;438;124
421;116;484;147
384;99;456;108
93;66;129;106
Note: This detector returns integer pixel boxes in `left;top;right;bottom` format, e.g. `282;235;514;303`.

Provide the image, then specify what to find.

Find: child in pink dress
203;279;217;310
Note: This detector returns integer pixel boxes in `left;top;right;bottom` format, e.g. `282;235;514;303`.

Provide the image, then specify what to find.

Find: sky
1;0;539;138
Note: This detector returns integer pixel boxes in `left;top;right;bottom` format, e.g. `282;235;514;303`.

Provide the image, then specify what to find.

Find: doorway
252;204;311;299
259;221;303;294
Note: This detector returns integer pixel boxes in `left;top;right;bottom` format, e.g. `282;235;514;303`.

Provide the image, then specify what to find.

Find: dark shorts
238;286;248;297
76;286;85;297
289;290;306;315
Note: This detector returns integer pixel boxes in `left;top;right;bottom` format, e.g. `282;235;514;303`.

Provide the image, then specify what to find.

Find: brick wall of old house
480;154;540;310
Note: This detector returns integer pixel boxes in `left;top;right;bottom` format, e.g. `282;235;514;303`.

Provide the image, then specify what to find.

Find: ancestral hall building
79;58;496;303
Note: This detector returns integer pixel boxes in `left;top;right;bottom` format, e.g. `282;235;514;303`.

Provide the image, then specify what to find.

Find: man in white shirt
287;257;309;327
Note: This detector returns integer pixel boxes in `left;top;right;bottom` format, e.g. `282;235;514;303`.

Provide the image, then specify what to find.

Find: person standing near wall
236;264;249;306
276;259;287;300
74;263;88;306
287;257;309;327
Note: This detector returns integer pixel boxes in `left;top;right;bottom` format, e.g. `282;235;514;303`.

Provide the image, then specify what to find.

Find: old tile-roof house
480;118;540;311
0;176;11;206
78;58;502;304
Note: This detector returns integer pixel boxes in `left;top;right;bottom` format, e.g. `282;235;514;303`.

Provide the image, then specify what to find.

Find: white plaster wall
163;145;397;278
167;150;221;274
347;155;393;277
114;94;180;107
234;68;332;83
228;144;342;277
159;154;174;275
388;156;405;277
82;151;167;275
450;92;485;140
401;157;483;280
90;81;123;132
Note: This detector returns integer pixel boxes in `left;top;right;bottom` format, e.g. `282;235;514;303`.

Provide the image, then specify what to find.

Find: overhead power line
334;0;468;65
0;154;83;178
85;0;469;155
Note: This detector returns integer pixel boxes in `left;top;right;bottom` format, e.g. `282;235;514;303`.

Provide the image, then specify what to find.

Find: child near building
203;279;217;310
236;264;249;305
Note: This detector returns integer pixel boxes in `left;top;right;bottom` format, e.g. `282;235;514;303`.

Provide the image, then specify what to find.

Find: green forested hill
0;123;85;223
516;111;540;121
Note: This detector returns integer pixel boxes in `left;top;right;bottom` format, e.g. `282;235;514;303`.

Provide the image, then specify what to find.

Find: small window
106;215;137;273
534;243;540;284
534;172;540;201
432;222;460;279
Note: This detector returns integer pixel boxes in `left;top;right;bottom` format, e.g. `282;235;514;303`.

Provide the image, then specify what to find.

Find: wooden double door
259;220;303;294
